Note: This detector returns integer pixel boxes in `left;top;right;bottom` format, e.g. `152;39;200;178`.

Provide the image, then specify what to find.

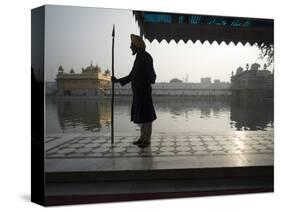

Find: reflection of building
116;97;231;119
231;63;273;98
230;98;273;130
57;99;111;132
46;81;57;95
56;62;111;97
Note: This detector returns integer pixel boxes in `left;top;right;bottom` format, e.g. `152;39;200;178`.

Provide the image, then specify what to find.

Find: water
46;96;273;135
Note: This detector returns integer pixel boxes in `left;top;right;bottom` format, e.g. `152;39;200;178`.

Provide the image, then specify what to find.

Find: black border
31;6;45;206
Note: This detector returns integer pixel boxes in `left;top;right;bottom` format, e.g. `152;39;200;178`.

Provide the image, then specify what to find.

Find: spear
111;25;115;146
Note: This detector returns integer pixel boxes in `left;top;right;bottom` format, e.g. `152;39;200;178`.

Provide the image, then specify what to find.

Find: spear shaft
111;25;115;146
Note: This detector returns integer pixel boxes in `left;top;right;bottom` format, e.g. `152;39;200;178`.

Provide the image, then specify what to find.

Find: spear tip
112;24;115;37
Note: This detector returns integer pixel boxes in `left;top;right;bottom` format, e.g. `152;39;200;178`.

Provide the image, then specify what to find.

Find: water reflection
230;98;273;130
46;96;273;134
49;97;111;133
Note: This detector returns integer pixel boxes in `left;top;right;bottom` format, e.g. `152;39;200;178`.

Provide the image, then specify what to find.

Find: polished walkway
46;132;273;172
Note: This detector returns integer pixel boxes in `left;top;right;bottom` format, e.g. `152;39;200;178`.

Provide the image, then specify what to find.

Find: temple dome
236;66;243;75
82;62;101;74
170;78;183;83
250;63;261;71
58;65;64;72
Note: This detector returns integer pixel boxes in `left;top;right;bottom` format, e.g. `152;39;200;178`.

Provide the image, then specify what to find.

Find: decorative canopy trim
133;11;273;46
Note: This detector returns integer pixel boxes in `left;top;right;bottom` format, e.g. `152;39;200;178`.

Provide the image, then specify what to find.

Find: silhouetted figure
112;34;157;147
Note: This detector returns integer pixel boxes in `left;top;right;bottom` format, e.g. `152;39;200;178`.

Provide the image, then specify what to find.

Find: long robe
119;50;157;124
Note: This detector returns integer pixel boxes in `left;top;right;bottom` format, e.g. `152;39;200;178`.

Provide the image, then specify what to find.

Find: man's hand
111;76;119;83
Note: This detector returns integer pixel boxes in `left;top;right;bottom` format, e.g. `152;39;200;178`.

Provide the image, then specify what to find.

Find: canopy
133;11;273;46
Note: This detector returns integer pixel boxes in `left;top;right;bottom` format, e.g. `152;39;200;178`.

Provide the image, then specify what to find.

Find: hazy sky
45;5;272;83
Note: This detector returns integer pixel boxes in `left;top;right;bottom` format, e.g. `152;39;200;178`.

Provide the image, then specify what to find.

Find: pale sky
44;5;272;83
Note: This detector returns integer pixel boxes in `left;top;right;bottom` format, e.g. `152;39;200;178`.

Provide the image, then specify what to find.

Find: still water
46;96;273;135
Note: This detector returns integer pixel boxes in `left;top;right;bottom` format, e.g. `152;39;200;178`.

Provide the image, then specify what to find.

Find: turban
130;34;146;49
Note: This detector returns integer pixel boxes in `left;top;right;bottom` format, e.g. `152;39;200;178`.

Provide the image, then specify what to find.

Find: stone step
45;174;273;206
46;165;273;183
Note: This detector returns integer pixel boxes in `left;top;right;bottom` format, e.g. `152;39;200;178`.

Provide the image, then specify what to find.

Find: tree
258;43;274;67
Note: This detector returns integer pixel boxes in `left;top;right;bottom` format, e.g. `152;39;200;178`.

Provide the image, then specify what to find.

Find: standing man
112;34;157;148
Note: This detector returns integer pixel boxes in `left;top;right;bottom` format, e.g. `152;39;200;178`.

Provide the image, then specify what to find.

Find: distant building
214;79;221;84
49;80;231;97
50;69;231;97
231;63;273;98
201;77;212;84
56;62;111;96
169;78;183;83
250;63;261;71
113;81;231;96
236;66;244;75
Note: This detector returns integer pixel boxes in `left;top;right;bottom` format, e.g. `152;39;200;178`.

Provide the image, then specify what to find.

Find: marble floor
45;132;273;172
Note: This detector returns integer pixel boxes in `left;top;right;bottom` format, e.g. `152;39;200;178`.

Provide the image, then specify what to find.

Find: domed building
231;63;273;98
236;66;243;75
250;63;261;71
56;61;111;96
169;78;183;83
